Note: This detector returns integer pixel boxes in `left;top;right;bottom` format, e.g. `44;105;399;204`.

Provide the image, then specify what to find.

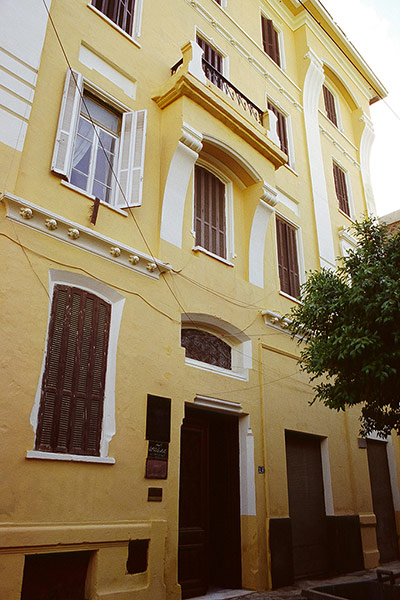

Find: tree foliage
288;218;400;437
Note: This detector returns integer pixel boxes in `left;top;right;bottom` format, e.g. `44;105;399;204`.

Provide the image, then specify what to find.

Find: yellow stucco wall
0;0;397;598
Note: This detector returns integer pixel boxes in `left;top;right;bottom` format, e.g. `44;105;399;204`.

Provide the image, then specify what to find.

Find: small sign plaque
145;458;168;479
148;441;169;461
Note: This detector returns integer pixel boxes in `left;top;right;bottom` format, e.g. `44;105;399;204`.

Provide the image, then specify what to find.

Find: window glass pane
81;96;119;133
70;170;89;192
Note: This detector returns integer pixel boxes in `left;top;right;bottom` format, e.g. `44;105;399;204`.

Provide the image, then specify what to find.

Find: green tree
288;218;400;437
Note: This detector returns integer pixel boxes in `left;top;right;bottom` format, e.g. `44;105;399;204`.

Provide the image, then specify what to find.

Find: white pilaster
249;183;277;288
303;49;336;270
160;124;203;248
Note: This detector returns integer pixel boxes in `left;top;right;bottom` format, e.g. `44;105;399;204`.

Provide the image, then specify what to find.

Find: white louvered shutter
115;109;147;208
51;70;83;177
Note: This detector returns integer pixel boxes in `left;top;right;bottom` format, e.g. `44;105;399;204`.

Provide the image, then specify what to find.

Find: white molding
160;124;203;248
194;395;243;414
321;438;334;515
275;188;300;217
239;416;257;516
183;0;302;111
78;44;137;99
249;198;275;288
4;193;171;279
182;313;252;379
0;0;51;151
303;49;336;271
359;113;376;216
29;269;125;461
262;309;291;332
26;451;115;464
319;124;360;169
338;226;356;257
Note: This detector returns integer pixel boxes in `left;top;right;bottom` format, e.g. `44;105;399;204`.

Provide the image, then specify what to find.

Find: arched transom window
181;328;231;370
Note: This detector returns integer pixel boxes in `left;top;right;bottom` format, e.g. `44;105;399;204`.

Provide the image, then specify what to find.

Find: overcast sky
320;0;400;217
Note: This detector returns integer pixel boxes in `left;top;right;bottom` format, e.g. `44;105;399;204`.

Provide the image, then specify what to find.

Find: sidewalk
210;561;400;600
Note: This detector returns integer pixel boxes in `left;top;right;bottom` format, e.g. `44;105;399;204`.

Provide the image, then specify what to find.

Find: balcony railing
171;57;264;127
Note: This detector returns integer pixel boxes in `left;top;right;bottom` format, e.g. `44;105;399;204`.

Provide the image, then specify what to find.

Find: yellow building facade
1;0;398;598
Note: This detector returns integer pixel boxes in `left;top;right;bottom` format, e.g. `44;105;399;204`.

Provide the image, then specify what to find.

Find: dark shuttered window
181;329;232;370
261;17;281;67
276;217;300;299
267;102;289;156
92;0;135;35
196;36;223;74
333;162;350;216
35;285;111;456
194;165;226;259
323;85;338;127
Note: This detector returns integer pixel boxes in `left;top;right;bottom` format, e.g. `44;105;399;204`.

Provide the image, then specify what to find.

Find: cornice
153;72;287;169
3;193;172;280
262;309;292;333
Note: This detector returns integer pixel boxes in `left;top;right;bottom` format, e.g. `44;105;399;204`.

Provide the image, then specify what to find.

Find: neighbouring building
1;0;399;598
381;209;400;235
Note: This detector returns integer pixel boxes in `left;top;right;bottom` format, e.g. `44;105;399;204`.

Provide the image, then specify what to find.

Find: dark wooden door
367;439;399;563
178;408;241;598
285;431;329;579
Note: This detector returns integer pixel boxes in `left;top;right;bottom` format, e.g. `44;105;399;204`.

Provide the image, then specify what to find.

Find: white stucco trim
79;44;137;99
249;184;277;288
303;49;336;271
182;313;252;379
321;438;334;515
160;124;203;248
239;416;257;516
1;0;51;151
359;114;377;217
29;270;125;461
4;193;171;279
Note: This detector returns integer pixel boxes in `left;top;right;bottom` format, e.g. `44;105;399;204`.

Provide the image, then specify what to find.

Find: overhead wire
20;1;315;386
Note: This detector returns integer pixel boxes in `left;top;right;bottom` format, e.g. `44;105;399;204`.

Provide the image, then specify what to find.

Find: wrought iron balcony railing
170;57;264;127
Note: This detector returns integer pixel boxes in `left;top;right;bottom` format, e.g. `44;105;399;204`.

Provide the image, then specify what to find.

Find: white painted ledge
26;450;115;464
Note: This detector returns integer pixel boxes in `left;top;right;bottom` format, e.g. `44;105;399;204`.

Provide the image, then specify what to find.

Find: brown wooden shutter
194;165;226;259
333;163;350;216
323;86;338;126
267;102;288;155
35;285;111;456
276;217;300;298
196;36;222;73
262;17;281;66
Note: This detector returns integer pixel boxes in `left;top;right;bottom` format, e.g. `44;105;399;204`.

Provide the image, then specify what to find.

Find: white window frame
275;212;305;302
260;11;286;71
88;0;143;43
181;315;252;381
27;270;125;464
192;159;235;265
51;69;147;209
322;83;343;131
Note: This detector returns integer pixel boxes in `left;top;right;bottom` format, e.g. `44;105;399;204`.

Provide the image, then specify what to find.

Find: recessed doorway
178;406;242;599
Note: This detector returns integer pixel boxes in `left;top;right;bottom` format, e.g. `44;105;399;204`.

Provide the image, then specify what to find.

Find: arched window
181;328;231;370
